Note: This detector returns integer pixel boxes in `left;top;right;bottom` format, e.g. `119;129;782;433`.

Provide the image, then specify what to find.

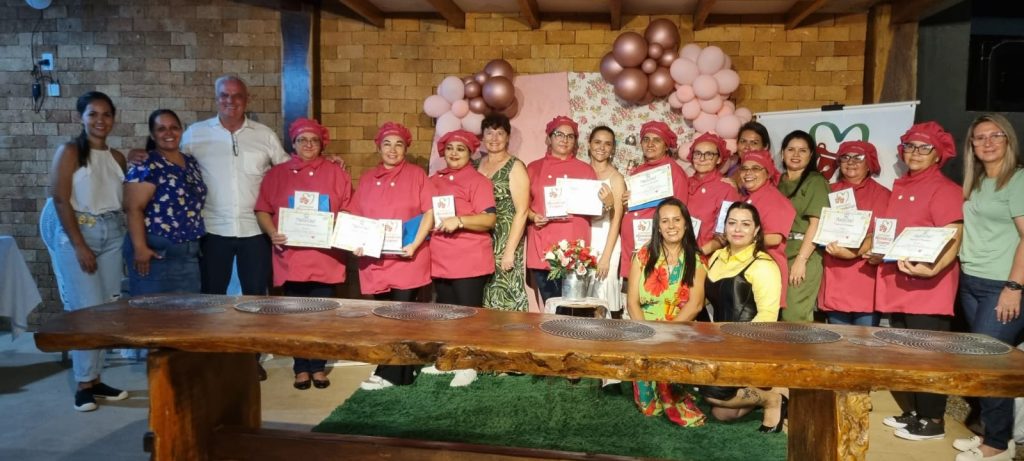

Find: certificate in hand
883;226;957;263
812;207;872;248
714;200;735;234
277;208;334;249
556;178;604;216
627;164;673;208
380;219;403;254
544;185;568;218
432;195;455;227
828;188;857;210
871;218;897;255
331;212;385;258
690;216;702;241
633;218;653;251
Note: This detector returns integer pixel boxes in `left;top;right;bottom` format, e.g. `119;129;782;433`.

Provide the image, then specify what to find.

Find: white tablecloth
0;236;42;337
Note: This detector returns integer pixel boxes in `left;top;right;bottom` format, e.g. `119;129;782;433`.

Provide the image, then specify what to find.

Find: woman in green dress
777;130;829;322
478;114;530;310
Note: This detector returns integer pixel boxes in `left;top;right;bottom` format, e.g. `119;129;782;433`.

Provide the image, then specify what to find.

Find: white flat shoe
421;364;453;375
954;436;983;452
449;369;477;387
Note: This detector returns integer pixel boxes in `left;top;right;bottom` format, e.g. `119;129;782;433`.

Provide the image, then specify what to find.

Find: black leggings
283;281;335;374
890;313;952;419
371;285;427;386
433;275;489;307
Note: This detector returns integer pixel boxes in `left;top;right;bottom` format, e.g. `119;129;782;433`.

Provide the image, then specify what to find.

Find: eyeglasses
295;137;321;146
971;133;1007;145
901;143;935;155
839;154;866;164
551;131;576;142
692;150;719;160
738;166;766;174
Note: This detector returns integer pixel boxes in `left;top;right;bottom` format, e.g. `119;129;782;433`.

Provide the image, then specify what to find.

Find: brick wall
0;0;282;325
319;12;868;178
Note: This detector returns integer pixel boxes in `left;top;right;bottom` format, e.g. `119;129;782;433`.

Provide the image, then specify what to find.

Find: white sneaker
420;364;453;375
955;446;1014;461
954;436;984;452
449;369;477;387
359;375;394;391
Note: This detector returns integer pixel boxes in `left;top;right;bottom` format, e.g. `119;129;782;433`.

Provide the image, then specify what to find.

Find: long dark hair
74;91;116;167
643;197;698;287
780;130;819;198
726;202;767;256
145;109;183;152
738;121;772;152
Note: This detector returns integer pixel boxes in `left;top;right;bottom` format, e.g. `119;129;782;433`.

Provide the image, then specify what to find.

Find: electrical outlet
48;83;60;97
40;53;54;71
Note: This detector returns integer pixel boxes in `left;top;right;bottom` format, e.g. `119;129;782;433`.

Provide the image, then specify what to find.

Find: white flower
559;256;571;267
544;251;556;261
575;264;587;276
558;240;569;251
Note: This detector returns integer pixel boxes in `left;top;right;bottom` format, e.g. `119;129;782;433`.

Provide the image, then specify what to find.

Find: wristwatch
1006;280;1024;291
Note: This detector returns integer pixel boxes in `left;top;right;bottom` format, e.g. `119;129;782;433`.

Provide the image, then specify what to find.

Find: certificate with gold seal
627;164;672;208
883;226;958;263
331;213;385;258
812;207;872;248
278;208;335;249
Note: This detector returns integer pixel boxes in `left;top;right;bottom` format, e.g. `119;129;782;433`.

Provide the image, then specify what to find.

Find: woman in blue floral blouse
123;109;207;294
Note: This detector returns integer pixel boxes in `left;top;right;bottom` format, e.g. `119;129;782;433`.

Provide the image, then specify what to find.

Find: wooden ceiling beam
891;0;962;24
426;0;466;29
784;0;828;30
609;0;622;30
517;0;541;29
693;0;716;31
336;0;384;28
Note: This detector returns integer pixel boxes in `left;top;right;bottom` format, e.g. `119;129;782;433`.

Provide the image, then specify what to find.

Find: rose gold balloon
468;96;488;114
501;98;520;119
648;43;664;60
658;49;678;68
612;32;648;68
644;18;681;51
463;76;474;85
648;67;674;97
473;71;488;85
614;68;648;103
482;75;515;110
484;59;515;79
637;91;656;106
600;52;625;83
465;81;481;99
641;58;658;74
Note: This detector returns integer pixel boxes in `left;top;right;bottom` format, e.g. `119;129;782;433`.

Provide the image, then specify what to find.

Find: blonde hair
963;113;1021;199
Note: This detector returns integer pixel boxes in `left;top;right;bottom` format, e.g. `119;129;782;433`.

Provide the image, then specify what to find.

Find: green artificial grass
314;374;786;461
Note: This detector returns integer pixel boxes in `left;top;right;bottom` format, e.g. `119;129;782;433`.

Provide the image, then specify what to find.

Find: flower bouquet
545;239;598;300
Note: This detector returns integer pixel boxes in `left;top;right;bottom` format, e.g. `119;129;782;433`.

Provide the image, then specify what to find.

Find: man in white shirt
181;75;289;298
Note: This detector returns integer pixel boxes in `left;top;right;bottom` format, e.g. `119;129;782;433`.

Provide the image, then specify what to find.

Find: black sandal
294;373;312;390
312;371;330;389
758;394;788;433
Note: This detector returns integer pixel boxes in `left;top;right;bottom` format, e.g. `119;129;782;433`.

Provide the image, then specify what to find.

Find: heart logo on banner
809;122;870;180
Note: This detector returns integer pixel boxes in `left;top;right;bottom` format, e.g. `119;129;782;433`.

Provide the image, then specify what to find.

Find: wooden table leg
147;350;261;461
788;389;870;461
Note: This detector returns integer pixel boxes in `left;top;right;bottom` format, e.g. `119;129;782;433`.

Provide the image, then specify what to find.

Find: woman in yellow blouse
703;202;787;433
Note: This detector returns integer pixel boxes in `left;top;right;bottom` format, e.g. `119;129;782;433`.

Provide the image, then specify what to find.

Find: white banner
756;101;918;188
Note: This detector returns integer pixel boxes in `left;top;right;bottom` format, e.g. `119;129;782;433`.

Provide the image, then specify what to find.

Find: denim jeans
39;199;125;383
124;233;201;295
825;311;880;327
960;272;1024;450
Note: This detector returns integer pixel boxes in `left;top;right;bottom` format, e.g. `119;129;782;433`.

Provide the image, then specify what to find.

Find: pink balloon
670;58;699;85
461;112;484;134
423;94;451;118
675;84;695;102
451;99;469;118
682;99;701;120
699;95;723;114
647;42;664;60
600;52;625;83
641;58;658;74
716;114;742;139
680;43;702;62
693;112;719;133
721;100;736;115
436;112;461;134
724;54;733;70
648;67;675;97
438;76;465;103
668;91;683;109
612;32;648;68
734;107;753;123
714;69;740;95
692;74;719;100
697;46;726;75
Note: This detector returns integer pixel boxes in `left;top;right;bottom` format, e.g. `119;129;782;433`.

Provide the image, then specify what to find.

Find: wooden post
788;389;871;461
148;351;261;461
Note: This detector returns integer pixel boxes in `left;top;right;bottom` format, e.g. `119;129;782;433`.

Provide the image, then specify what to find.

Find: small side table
543;297;609;318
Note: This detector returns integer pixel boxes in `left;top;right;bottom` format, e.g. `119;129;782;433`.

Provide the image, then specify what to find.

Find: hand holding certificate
627;164;673;208
871;218;897;254
556;178;604;216
812;207;872;248
380;219;403;255
277;208;334;249
883;226;958;263
432;195;455;227
544;185;568;218
828;188;857;210
331;213;385;258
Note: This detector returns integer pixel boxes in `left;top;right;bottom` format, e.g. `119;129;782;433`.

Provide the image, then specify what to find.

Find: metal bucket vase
561;272;593;300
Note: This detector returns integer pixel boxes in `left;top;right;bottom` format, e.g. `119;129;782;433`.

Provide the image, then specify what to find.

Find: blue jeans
531;269;562;303
39;199;125;383
825;311;880;326
960;272;1024;450
124;233;201;295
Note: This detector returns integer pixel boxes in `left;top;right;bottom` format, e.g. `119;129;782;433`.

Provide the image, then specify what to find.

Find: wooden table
34;298;1024;461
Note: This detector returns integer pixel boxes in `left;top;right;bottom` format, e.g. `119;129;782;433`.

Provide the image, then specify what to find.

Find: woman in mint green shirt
956;113;1024;460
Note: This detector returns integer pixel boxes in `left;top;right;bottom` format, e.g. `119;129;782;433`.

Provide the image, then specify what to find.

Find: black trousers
283;281;334;374
200;233;271;295
890;313;952;420
371;286;426;386
433;275;489;307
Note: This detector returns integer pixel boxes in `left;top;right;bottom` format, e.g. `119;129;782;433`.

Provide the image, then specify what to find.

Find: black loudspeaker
966;35;1024;112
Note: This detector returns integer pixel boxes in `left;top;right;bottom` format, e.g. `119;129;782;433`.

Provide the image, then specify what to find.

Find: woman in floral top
123;109;207;295
625;197;706;427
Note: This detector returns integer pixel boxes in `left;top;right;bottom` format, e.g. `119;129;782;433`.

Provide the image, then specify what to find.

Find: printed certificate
432;195;455;227
690;216;702;241
380;219;403;254
331;212;385;258
633;218;653;251
277;208;334;249
544;185;568;218
627;164;673;208
714;201;735;234
812;207;872;248
556;178;604;216
871;218;897;255
828;188;857;210
884;226;958;263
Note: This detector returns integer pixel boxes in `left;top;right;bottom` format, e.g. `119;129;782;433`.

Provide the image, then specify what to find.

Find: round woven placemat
873;329;1012;355
234;297;339;315
720;322;842;344
539;318;655;342
372;303;478;321
128;294;237;310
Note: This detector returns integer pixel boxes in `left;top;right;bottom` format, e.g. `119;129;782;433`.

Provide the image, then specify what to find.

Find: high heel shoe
758;394;788;433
